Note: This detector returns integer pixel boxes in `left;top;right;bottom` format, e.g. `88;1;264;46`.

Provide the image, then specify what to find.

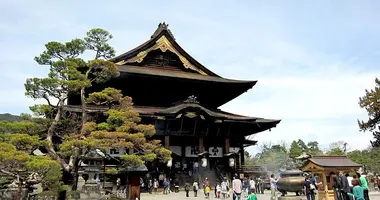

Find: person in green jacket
357;173;370;200
352;179;365;200
247;190;258;200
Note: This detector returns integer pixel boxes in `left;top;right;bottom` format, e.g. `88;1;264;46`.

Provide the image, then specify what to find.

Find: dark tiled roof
309;156;362;168
118;65;257;84
63;104;280;125
110;22;219;77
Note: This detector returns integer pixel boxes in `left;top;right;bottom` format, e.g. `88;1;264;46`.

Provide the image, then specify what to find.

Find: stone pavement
140;190;380;200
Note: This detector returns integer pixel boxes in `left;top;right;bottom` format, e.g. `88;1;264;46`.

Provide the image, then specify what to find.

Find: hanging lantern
167;159;173;168
229;157;235;167
201;157;207;168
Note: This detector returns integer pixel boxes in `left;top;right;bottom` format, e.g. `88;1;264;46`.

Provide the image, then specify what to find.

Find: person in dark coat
330;172;343;200
184;180;191;197
340;171;350;200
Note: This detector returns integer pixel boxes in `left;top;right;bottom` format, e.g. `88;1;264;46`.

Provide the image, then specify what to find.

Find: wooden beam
165;120;170;135
199;136;204;153
193;118;198;136
179;117;184;134
225;138;230;154
164;136;169;149
227;124;231;136
205;124;210;136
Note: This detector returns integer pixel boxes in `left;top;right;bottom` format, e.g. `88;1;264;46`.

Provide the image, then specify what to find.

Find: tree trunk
16;174;22;200
46;98;70;172
80;87;87;134
70;154;81;191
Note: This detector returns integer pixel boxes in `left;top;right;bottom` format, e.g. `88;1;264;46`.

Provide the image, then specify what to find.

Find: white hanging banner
169;146;182;156
208;147;223;157
185;146;199;157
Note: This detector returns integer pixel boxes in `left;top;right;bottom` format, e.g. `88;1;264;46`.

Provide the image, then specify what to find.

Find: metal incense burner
277;169;305;196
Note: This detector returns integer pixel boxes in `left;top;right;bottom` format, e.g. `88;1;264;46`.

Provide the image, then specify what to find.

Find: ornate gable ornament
183;95;199;104
115;23;207;75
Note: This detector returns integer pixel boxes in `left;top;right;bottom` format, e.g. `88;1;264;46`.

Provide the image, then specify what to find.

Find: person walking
352;179;365;200
193;180;199;197
153;178;158;193
163;178;169;195
221;177;229;199
358;173;370;200
247;190;258;200
203;177;209;197
340;171;350;200
148;179;153;194
330;172;343;200
184;180;191;197
270;174;279;200
174;179;180;193
243;177;250;198
232;175;242;200
304;175;316;200
249;177;256;194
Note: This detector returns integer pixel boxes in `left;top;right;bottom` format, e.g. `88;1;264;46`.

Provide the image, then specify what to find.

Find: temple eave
118;65;257;85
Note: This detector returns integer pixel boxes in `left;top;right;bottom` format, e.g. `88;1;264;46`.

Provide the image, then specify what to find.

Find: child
205;184;211;199
247;190;258;200
216;183;221;198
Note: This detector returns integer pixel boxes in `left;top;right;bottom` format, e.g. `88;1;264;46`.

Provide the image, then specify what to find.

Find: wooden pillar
164;136;169;149
225;138;230;154
321;171;329;200
199;136;204;153
240;145;245;166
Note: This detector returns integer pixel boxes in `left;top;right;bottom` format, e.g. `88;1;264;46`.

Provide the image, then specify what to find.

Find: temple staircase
176;171;193;187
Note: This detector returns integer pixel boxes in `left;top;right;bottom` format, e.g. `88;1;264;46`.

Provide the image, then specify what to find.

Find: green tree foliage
59;88;171;168
289;140;303;158
0;133;62;198
25;28;120;189
307;141;323;155
0;113;22;122
257;142;292;171
348;147;380;173
358;78;380;147
21;28;171;191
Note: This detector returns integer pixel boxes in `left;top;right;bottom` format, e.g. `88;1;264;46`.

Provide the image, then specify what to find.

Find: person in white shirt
232;175;242;200
270;174;279;200
193;161;199;174
249;177;256;193
221;178;229;199
193;180;199;197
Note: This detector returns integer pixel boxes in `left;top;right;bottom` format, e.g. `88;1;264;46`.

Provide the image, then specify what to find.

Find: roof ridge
151;22;175;40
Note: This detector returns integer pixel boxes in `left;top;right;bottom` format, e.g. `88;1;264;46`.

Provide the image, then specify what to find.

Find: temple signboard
208;147;223;157
185;146;223;157
185;146;199;157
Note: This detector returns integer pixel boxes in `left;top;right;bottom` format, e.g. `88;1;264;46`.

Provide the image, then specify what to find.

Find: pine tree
358;78;380;147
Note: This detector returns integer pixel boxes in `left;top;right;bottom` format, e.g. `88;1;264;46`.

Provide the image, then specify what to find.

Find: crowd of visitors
329;171;370;200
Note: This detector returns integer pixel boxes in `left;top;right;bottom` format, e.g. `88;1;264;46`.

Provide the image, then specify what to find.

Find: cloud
221;47;378;154
0;0;379;155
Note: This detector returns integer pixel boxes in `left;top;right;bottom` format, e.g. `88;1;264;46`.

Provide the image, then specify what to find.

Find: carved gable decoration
116;35;207;75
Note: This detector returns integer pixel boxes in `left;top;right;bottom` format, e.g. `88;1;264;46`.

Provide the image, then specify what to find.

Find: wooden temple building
65;22;281;186
302;156;362;200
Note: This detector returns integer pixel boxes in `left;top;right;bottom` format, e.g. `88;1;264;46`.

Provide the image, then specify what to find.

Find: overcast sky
0;0;379;154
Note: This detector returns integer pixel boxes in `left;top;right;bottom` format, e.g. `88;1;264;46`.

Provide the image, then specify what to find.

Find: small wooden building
301;156;362;200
